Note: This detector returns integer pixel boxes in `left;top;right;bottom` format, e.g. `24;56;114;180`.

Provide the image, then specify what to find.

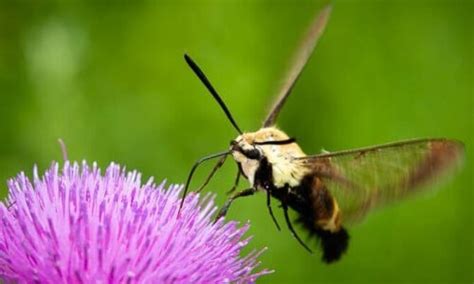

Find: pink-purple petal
0;162;271;283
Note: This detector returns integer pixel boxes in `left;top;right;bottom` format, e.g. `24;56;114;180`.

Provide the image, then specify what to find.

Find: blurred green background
0;1;472;283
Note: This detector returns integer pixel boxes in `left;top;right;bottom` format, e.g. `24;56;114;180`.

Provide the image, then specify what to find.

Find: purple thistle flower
0;161;271;283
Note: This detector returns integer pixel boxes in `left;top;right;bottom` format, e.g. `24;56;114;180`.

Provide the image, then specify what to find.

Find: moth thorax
232;127;309;188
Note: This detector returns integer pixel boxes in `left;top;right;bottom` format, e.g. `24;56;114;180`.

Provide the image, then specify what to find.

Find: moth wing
263;4;331;127
297;139;464;224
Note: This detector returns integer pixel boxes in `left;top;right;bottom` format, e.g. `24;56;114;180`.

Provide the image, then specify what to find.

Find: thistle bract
0;162;270;283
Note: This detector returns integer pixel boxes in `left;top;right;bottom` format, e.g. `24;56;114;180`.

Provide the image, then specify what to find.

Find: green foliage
0;1;472;283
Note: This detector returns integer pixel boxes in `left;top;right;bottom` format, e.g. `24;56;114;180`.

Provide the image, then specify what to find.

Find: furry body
232;127;349;262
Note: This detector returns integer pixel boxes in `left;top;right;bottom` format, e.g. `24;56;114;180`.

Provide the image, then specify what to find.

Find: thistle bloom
0;162;270;283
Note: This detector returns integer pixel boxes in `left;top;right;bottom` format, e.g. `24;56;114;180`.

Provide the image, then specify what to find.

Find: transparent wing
262;4;331;127
298;139;464;224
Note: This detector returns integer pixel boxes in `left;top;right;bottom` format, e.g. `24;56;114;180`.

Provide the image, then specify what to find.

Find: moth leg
266;189;281;231
282;202;313;253
226;168;241;195
196;154;227;193
214;187;256;223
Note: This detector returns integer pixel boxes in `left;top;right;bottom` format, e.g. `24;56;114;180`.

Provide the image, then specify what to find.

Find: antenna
184;54;243;134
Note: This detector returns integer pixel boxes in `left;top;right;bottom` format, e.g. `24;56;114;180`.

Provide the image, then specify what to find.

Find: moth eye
245;149;261;160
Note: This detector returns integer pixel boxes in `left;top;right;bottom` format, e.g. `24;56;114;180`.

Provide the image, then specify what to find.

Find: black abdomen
275;174;350;263
255;157;349;262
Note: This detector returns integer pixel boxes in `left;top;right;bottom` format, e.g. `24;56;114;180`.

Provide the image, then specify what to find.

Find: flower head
0;162;270;283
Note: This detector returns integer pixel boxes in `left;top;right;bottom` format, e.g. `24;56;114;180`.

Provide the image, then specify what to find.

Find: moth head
230;137;260;166
230;127;292;161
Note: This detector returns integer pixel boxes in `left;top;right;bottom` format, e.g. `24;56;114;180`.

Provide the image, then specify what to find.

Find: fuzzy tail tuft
315;227;350;263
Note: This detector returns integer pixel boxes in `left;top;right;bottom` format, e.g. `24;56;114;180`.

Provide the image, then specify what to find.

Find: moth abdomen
295;202;350;263
292;174;349;263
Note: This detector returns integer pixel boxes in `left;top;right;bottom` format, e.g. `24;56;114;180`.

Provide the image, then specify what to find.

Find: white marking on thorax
232;151;259;187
